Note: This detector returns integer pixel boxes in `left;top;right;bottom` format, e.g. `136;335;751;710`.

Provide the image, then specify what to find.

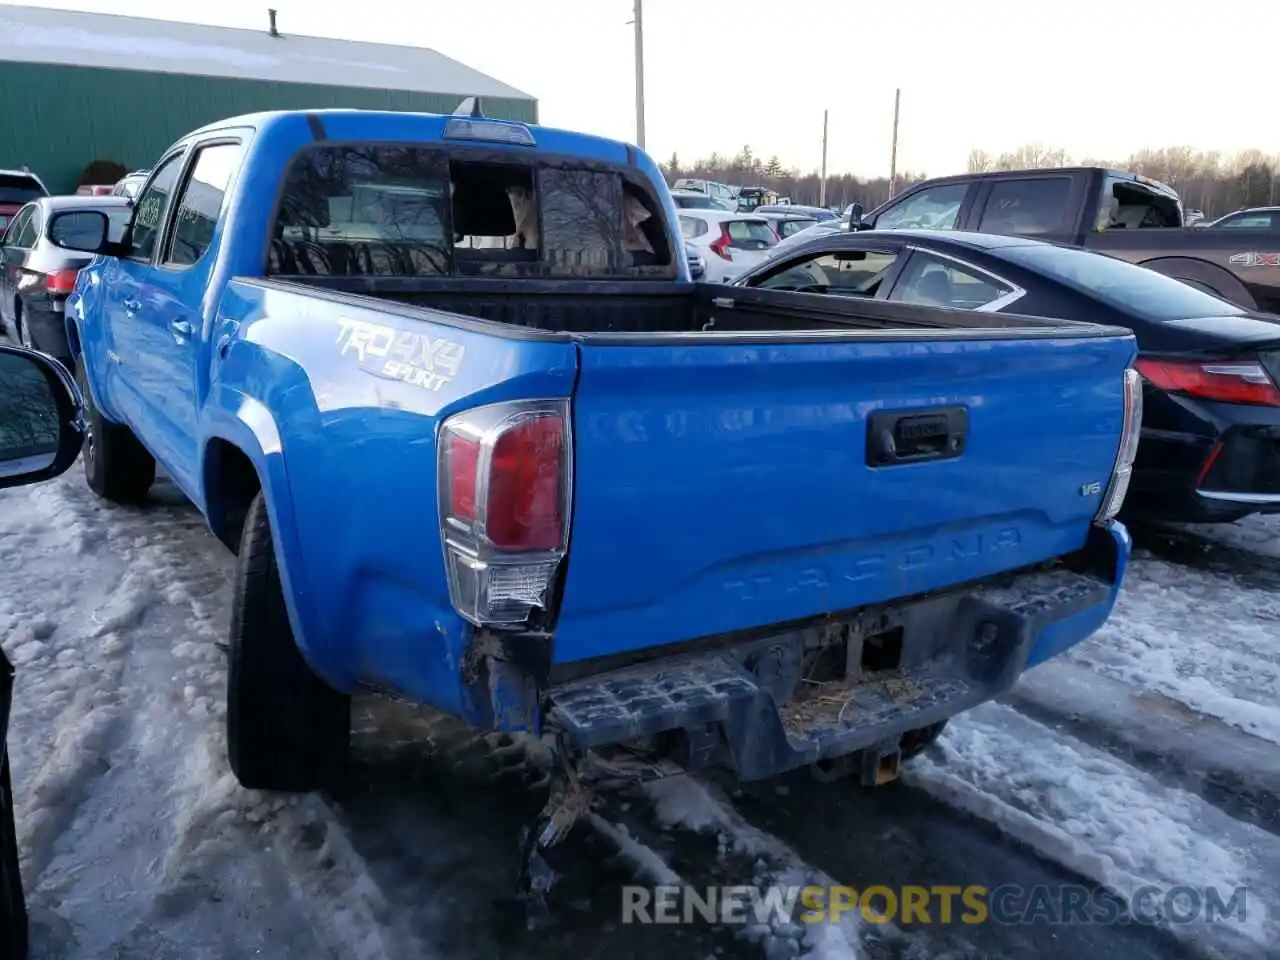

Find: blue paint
68;108;1135;776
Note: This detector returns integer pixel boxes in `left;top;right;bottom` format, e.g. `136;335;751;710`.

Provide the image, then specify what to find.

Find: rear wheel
226;492;350;791
75;356;155;504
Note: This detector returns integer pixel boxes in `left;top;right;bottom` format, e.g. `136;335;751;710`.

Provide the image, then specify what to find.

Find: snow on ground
1;468;1279;959
1061;549;1280;745
1173;513;1280;560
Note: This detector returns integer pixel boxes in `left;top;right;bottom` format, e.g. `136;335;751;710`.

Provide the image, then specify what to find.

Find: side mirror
0;346;85;490
846;203;865;231
46;210;112;255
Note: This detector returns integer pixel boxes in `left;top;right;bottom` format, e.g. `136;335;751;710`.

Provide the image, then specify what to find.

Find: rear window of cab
268;144;675;279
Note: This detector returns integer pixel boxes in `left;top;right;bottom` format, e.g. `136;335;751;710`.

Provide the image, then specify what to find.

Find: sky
9;0;1280;179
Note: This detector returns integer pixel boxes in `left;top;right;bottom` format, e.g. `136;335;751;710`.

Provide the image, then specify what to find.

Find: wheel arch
1139;256;1258;309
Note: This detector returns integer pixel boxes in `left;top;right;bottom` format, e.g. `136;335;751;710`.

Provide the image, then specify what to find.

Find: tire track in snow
1061;550;1280;747
1007;660;1280;837
906;703;1279;958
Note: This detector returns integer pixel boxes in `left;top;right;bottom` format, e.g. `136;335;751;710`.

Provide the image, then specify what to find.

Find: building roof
0;3;535;101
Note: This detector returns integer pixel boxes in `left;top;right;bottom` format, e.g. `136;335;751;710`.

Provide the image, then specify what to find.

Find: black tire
899;720;948;760
226;492;349;791
75;356;155;504
0;752;28;960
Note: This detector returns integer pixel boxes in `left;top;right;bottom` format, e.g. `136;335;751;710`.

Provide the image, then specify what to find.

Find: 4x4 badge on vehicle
1229;252;1280;267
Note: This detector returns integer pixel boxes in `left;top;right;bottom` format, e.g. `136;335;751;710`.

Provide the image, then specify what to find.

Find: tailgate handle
866;407;968;467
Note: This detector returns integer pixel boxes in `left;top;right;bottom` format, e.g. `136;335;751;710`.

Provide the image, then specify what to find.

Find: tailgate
552;332;1135;663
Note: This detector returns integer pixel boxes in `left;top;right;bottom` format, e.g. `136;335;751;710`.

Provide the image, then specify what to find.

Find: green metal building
0;4;538;194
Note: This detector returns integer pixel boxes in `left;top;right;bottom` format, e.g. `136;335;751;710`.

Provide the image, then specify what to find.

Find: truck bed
270;276;1127;340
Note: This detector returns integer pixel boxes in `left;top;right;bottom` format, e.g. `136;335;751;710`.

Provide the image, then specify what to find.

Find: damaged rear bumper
544;523;1129;782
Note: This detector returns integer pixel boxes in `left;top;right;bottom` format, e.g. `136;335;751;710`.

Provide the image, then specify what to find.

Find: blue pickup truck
53;104;1139;900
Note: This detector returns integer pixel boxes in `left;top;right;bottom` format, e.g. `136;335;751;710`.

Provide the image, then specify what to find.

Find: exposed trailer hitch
505;731;683;929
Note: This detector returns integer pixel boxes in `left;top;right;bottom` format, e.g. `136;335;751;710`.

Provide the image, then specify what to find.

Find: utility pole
630;0;646;149
819;109;829;206
889;88;901;197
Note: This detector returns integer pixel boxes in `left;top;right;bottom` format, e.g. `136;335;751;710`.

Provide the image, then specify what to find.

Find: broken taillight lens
438;399;571;625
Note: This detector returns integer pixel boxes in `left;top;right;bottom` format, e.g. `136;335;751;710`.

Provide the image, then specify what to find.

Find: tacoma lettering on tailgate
335;317;466;391
722;527;1022;602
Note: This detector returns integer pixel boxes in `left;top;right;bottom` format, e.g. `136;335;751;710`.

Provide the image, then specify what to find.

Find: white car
766;217;849;257
678;210;780;282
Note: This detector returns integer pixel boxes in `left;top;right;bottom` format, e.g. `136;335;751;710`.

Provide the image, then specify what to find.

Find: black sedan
1;195;132;368
734;229;1280;524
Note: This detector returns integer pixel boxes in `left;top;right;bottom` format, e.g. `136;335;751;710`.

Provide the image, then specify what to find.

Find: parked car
769;216;848;255
0;196;132;367
849;166;1280;311
753;210;819;239
58;105;1137;911
756;203;840;222
671;189;733;211
0;169;47;232
684;241;705;279
738;227;1277;523
1200;206;1280;230
671;177;736;208
734;186;777;211
0;342;88;960
679;209;781;281
75;185;115;197
111;169;150;199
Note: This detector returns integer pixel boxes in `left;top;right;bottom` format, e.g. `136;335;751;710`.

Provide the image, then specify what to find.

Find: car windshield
0;174;45;205
997;244;1248;320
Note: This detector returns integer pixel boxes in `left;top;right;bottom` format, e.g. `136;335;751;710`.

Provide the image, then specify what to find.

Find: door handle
170;319;193;340
123;297;141;314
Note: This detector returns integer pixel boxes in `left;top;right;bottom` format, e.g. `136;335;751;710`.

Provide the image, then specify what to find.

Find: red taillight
46;268;79;295
1134;357;1280;406
438;400;572;626
446;433;480;522
709;223;733;261
486;414;564;550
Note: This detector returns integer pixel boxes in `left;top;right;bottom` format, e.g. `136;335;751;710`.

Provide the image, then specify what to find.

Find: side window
978;178;1072;235
165;142;244;267
751;249;900;296
875;184;968;231
130;154;185;262
1218;212;1274;229
680;215;708;239
3;206;33;247
890;251;1016;311
18;207;42;248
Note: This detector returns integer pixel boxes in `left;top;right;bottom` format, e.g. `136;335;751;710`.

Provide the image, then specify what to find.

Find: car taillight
46;269;79;295
1134;357;1280;406
439;399;571;626
1096;368;1143;525
709;223;733;261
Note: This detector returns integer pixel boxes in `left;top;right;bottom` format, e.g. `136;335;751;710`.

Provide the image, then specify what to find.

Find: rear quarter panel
213;280;578;718
1086;228;1280;312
